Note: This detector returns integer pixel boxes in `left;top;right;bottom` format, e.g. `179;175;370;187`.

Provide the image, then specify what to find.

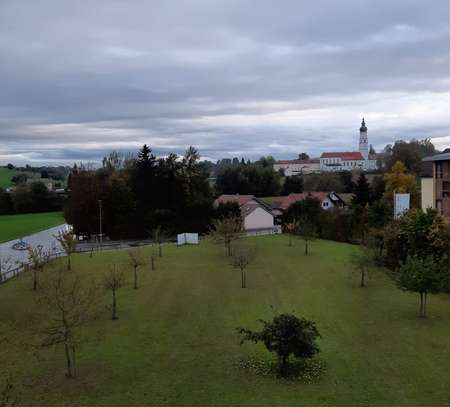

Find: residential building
422;151;450;217
277;191;348;211
214;194;277;232
273;159;320;176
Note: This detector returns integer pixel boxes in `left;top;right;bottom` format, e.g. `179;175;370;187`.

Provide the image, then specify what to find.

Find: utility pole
98;199;103;248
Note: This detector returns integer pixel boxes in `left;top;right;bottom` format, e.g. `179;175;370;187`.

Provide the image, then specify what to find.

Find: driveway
0;224;69;278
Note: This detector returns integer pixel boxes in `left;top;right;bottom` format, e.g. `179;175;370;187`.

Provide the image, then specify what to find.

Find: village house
214;194;279;233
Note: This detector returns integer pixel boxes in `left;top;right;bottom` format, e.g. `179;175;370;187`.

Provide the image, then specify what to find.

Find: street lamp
98;199;103;247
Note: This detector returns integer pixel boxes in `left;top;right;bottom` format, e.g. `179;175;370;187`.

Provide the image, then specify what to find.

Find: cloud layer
1;0;450;164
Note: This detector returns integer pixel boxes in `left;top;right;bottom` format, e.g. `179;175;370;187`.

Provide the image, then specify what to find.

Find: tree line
64;145;213;239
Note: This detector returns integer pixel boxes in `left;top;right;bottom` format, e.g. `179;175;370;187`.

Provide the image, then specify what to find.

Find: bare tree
150;244;156;271
36;267;98;378
210;216;243;256
284;220;299;247
103;265;125;320
127;250;146;289
230;242;256;288
27;245;51;291
55;230;78;270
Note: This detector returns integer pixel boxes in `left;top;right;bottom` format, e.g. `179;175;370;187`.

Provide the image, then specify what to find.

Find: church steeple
359;117;369;160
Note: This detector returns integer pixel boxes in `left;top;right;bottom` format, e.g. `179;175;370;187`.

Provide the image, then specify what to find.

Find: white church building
320;119;378;172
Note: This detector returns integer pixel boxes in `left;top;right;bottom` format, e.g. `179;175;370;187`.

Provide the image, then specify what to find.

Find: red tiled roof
274;159;320;165
215;194;254;206
320;152;363;160
278;192;330;210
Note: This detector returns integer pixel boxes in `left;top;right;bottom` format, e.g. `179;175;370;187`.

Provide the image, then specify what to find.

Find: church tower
359;118;369;160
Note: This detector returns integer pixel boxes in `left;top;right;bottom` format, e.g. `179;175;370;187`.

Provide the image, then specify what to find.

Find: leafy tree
281;176;303;195
128;250;145;289
230;242;255;288
383;161;418;206
237;313;321;377
349;246;376;287
0;189;13;215
298;153;310;160
11;173;27;185
55;230;78;271
395;255;449;318
103;265;125;320
214;202;241;220
352;174;371;207
339;171;355;193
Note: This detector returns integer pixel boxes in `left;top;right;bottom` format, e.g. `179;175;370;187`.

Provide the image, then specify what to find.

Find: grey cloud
1;0;450;165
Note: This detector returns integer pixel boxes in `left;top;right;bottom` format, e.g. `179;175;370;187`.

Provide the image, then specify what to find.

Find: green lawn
0;212;65;242
0;167;17;189
0;236;449;406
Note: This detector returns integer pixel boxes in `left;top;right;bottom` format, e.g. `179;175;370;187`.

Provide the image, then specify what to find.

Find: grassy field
0;212;65;242
0;236;449;406
0;167;17;188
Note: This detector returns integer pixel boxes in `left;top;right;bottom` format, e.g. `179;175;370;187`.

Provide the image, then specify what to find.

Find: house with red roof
277;192;347;211
320;151;365;172
214;194;278;232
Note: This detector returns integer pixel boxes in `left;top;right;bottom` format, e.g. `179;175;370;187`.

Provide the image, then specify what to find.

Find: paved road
0;224;69;276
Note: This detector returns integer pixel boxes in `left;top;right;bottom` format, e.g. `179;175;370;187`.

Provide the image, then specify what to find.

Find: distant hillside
0;167;18;189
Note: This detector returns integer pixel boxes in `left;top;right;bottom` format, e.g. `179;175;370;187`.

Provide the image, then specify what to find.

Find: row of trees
0;181;64;215
65;146;213;239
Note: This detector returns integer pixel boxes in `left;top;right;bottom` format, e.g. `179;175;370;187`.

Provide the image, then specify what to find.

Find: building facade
273;159;320;176
422;152;450;217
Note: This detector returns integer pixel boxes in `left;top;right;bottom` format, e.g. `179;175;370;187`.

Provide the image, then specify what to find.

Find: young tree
349;246;376;287
237;313;321;377
395;255;449;318
284;220;299;247
230;242;255;288
210;216;243;256
103;265;125;320
150;244;156;271
127;250;145;289
0;256;14;284
153;226;164;258
299;216;316;256
36;267;97;378
27;245;51;291
55;230;78;271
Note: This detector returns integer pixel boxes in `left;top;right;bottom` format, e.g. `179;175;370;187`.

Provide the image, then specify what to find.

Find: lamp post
98;199;103;248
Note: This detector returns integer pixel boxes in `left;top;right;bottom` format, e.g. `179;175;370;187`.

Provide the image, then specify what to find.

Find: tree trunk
280;354;288;377
67;255;71;271
151;256;155;271
422;292;428;318
419;292;425;318
227;241;232;257
64;340;74;378
158;244;162;258
289;234;292;247
112;288;117;320
304;239;309;256
241;269;246;288
133;266;138;289
360;268;365;287
33;269;37;291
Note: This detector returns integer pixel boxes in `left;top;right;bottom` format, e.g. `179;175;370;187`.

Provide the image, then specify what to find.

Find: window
436;162;443;178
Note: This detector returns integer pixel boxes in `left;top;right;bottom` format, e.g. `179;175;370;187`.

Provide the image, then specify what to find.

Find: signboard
177;233;199;246
394;193;410;219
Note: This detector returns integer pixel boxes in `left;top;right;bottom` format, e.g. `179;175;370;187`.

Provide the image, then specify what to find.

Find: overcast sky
1;0;450;165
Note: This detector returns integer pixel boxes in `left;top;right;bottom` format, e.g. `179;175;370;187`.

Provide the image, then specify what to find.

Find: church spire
360;117;367;132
